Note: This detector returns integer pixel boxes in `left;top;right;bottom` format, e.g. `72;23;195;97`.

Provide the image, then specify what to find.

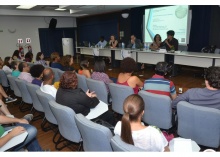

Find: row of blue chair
1;67;220;149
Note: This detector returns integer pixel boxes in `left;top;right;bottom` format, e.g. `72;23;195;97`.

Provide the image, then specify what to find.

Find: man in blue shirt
96;36;107;48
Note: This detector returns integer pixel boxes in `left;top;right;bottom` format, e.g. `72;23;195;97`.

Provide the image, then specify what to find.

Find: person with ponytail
114;94;170;152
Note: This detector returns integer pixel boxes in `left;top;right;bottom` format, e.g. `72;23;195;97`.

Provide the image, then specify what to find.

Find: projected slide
145;5;189;44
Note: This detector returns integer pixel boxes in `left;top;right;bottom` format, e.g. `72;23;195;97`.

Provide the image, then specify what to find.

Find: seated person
109;35;118;48
0;114;43;151
114;94;169;152
96;36;107;48
40;68;57;98
35;52;49;66
91;59;113;93
0;57;3;69
127;35;142;49
78;60;91;78
50;52;64;71
117;57;143;94
12;50;21;61
143;62;177;100
0;99;15;117
56;71;116;126
23;52;33;63
30;64;45;86
61;55;75;71
160;30;179;51
2;57;12;73
0;84;17;104
172;66;220;110
150;34;162;51
18;62;33;83
11;61;21;77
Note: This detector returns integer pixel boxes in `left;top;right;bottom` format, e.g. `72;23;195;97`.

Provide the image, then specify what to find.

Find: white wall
0;16;76;60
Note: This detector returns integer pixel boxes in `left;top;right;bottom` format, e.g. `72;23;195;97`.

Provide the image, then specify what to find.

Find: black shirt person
160;30;179;51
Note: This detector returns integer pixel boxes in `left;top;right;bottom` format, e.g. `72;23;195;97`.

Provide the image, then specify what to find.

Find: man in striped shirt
143;62;177;100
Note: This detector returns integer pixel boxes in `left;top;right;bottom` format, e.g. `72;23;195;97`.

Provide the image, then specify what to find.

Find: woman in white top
114;94;169;152
2;57;12;73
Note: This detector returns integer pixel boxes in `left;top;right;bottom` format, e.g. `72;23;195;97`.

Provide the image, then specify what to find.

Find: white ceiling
0;5;144;17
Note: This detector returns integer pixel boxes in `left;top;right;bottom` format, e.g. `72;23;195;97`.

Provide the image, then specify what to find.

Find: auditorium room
0;2;220;153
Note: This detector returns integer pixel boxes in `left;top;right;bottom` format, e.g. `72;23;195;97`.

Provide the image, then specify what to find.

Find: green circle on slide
175;6;187;19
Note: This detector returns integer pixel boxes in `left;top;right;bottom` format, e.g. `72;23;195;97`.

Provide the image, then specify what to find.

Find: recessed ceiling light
55;8;66;11
16;5;37;9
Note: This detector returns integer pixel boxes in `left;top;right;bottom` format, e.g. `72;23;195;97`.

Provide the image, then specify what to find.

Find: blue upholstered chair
108;83;134;115
76;73;88;92
49;100;82;151
15;78;32;112
7;75;21;98
110;135;146;152
50;67;60;82
177;101;220;148
26;83;44;120
36;89;57;131
0;69;10;89
57;69;64;78
75;113;113;151
138;90;172;130
86;78;109;104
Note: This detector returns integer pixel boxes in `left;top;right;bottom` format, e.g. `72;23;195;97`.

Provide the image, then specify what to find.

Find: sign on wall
17;39;23;44
26;38;31;43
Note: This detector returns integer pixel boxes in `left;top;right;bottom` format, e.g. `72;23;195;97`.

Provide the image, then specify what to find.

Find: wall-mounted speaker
49;18;57;29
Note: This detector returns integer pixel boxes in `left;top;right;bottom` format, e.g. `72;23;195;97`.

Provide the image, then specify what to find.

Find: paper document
86;100;108;119
121;50;131;59
93;48;99;56
0;129;28;152
173;138;192;152
159;49;167;53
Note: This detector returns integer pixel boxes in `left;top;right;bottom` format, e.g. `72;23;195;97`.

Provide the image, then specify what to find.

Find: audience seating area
0;62;220;152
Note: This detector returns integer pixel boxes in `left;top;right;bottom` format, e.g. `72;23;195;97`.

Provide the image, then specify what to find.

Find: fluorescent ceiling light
59;5;69;9
70;9;81;14
16;5;37;9
55;8;66;11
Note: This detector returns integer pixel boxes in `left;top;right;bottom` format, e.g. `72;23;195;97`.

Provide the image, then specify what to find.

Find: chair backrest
86;78;108;104
15;78;32;104
36;89;57;125
75;113;113;151
76;73;88;92
138;90;172;130
26;83;44;112
110;135;146;152
177;101;220;148
27;62;35;68
50;67;60;82
0;70;10;87
109;83;134;114
49;100;81;143
6;74;14;90
7;75;21;97
57;69;64;78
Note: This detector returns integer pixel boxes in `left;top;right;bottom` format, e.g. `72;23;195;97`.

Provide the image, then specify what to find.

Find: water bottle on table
122;42;125;49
